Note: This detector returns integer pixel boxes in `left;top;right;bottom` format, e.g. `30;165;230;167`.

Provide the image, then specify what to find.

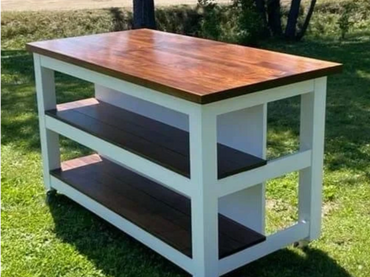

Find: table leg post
189;107;219;277
34;54;60;191
298;77;327;240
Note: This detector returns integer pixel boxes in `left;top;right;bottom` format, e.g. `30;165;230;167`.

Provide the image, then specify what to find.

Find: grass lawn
2;5;370;277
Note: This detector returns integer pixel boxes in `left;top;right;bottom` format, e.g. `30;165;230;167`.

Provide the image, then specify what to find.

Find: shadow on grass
48;194;352;277
1;50;95;157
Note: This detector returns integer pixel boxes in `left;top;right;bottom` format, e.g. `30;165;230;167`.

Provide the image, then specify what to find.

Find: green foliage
309;0;370;40
337;3;355;39
194;0;370;44
1;1;369;48
196;0;264;44
197;0;223;40
156;5;201;36
337;0;370;39
1;9;123;49
0;7;205;49
232;0;265;45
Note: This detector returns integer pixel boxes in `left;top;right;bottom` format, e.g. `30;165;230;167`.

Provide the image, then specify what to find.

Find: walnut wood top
27;29;342;104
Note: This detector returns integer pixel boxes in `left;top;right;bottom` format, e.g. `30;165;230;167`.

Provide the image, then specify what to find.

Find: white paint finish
50;177;194;274
33;54;60;190
298;77;327;240
219;222;309;275
45;116;194;197
219;185;264;233
205;80;314;116
35;53;329;276
40;55;199;115
217;104;266;156
218;150;312;197
95;85;189;131
189;108;219;277
218;104;267;233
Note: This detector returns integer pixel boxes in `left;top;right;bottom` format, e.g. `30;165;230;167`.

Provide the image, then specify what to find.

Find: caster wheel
294;240;309;249
45;189;57;205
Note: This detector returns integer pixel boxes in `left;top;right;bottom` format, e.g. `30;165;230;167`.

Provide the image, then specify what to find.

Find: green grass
2;5;370;277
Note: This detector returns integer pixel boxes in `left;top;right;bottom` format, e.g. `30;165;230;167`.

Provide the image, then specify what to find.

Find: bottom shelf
51;154;266;258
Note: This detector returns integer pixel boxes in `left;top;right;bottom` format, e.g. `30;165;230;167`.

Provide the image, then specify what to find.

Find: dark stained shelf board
27;29;342;104
46;98;267;179
51;154;266;258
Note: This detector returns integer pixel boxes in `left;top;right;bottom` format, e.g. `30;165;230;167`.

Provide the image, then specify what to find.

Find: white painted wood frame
219;222;309;275
34;52;328;277
298;77;327;241
189;108;219;277
34;54;60;190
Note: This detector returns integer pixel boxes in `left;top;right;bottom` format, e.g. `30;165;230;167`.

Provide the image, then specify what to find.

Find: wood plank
26;29;342;104
51;154;266;258
46;98;267;179
97;158;264;248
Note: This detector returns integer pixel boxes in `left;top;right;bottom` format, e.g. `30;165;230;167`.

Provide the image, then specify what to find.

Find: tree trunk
133;0;156;29
255;0;268;26
285;0;301;39
296;0;317;40
267;0;282;36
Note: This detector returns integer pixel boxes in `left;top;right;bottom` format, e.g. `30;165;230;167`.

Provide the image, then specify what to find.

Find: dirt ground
1;0;231;11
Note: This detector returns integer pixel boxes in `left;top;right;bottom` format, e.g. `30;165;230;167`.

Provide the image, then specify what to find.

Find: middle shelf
46;98;266;179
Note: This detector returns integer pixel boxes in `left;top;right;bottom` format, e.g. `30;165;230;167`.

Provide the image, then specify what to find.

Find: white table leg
299;77;327;240
34;53;60;191
190;107;218;277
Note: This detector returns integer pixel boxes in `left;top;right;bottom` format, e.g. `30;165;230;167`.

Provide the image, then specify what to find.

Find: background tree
243;0;318;40
133;0;156;29
267;0;282;36
296;0;316;40
285;0;301;39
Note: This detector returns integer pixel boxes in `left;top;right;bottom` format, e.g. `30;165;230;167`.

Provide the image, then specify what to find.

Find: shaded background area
1;0;232;11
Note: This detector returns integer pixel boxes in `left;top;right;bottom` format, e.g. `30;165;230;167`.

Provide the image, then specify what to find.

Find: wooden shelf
51;154;266;258
46;98;267;179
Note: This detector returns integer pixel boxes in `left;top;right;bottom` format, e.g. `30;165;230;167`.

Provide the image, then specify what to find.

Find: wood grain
51;154;266;258
46;98;267;178
26;29;342;104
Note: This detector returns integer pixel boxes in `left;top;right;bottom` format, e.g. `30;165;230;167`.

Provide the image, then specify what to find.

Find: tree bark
133;0;156;29
255;0;268;26
285;0;301;39
296;0;317;40
267;0;282;36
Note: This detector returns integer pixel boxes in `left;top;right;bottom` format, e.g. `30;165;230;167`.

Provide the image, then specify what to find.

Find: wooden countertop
27;29;342;104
